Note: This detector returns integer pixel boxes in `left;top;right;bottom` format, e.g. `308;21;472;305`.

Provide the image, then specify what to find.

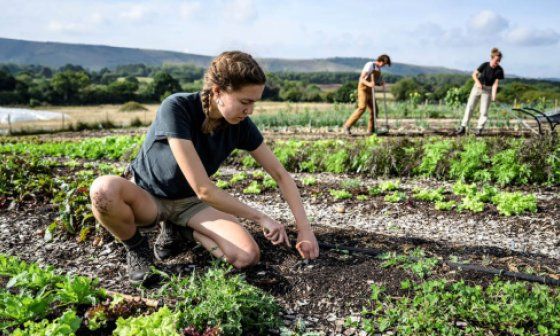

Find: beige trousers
461;85;492;129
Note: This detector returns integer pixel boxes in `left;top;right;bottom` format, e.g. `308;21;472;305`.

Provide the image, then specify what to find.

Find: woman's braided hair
201;51;266;134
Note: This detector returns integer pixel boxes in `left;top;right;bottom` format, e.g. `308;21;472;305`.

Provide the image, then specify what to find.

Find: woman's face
214;84;265;124
490;55;501;67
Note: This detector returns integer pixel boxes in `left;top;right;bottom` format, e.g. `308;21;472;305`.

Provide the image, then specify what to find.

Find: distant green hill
0;36;465;75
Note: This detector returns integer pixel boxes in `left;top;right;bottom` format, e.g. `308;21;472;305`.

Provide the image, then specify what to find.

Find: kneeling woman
90;51;319;285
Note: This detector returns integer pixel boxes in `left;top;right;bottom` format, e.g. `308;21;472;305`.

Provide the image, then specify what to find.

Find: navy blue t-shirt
130;92;263;199
477;62;504;86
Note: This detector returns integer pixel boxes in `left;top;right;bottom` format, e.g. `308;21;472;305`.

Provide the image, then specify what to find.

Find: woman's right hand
257;215;291;248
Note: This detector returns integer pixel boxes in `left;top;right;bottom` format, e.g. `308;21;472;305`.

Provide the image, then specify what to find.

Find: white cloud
224;0;258;23
469;10;509;34
90;12;105;25
46;20;94;34
46;11;106;34
505;27;560;46
413;23;475;47
180;1;201;19
120;5;148;21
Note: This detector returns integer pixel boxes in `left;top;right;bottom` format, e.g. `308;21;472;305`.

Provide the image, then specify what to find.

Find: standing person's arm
492;79;499;101
472;70;482;89
249;143;319;259
359;71;374;88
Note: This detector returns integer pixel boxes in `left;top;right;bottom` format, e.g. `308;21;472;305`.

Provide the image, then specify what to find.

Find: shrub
119;101;148;112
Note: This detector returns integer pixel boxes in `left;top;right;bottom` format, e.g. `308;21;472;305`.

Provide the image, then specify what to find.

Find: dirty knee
90;177;120;215
230;247;260;269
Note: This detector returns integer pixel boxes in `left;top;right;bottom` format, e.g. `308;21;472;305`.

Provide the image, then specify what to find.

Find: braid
200;88;212;134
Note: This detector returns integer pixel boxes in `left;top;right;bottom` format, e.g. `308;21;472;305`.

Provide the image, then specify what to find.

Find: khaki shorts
124;167;209;227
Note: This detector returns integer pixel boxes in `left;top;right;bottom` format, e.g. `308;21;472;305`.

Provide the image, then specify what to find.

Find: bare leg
90;175;158;240
90;175;161;285
187;207;260;269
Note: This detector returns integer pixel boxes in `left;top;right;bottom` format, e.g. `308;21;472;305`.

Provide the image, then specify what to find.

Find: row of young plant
345;248;560;335
0;135;143;161
1;134;558;186
0;253;107;334
0;254;281;335
329;179;537;217
211;168;537;217
0;154;539;247
0;155;125;241
234;135;560;186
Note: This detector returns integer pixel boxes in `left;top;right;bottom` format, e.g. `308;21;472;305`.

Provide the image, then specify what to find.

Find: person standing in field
343;54;391;135
89;51;320;286
457;48;504;135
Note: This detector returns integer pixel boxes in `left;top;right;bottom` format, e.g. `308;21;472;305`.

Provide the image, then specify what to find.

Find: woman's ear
211;85;221;97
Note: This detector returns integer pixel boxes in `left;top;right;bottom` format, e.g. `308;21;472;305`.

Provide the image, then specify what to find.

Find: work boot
154;221;195;261
343;126;352;135
455;126;466;135
474;128;483;136
125;236;159;286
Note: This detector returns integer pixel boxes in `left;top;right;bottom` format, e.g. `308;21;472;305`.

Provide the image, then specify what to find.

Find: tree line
0;63;558;107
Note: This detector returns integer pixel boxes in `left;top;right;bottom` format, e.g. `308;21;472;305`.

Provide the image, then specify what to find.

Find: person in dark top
457;48;504;135
89;51;320;285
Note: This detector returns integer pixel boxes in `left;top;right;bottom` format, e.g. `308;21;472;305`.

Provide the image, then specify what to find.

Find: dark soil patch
2;207;559;333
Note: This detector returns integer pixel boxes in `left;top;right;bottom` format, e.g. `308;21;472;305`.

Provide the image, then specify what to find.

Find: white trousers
461;85;492;129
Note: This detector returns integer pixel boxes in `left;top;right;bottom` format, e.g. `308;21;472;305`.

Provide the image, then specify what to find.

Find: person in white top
343;54;391;134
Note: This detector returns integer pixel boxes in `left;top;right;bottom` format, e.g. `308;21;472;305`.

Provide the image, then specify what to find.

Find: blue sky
1;0;559;78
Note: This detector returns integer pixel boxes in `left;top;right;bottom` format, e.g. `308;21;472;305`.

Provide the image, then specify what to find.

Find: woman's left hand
295;229;319;259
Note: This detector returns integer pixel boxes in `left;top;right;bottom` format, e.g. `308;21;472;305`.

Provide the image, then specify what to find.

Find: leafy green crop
434;200;457;211
416;139;453;177
491;192;538;216
367;185;382;196
272;140;303;167
412;187;445;202
0;135;143;161
0;291;53;329
55;275;105;306
0;254;106;330
262;176;278;189
242;181;262;195
379;248;438;279
6;264;63;291
229;172;248;184
300;176;317;186
152;266;280;335
251;170;265;179
11;309;81;336
340;178;361;189
450;138;490;181
379;180;400;192
114;306;180;336
384;191;407;203
458;194;485;212
323;149;349;173
329;189;352;201
491;146;530;186
241;155;258;168
215;179;230;189
354;278;560;335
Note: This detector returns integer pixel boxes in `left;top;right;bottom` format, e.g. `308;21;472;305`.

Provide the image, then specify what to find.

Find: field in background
0;99;534;135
